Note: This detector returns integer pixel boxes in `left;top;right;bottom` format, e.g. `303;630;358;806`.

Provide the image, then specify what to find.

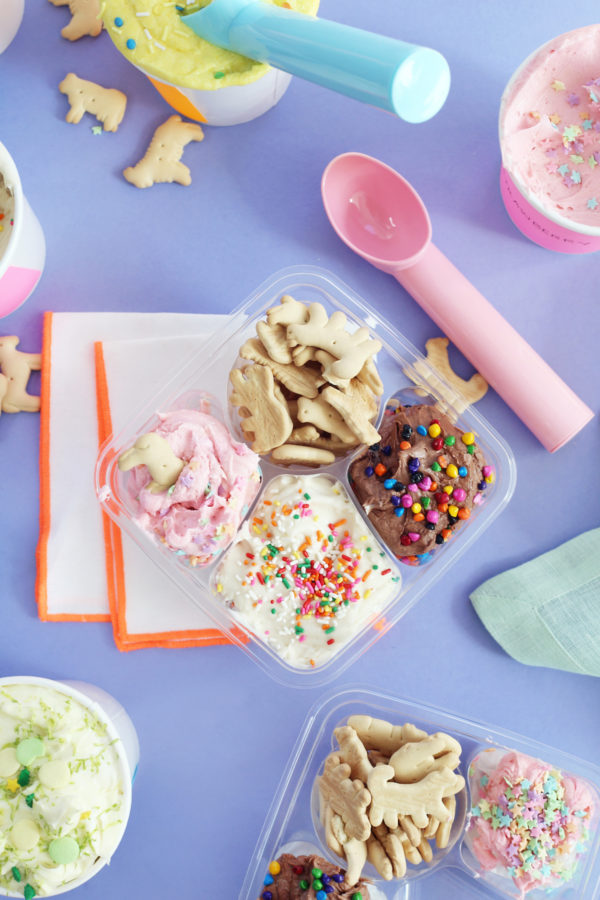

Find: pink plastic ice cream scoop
321;152;594;452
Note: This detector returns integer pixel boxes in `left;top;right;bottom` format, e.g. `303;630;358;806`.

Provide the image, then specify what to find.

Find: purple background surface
1;1;599;897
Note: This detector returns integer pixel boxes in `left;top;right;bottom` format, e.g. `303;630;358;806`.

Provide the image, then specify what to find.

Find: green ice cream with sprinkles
0;684;128;897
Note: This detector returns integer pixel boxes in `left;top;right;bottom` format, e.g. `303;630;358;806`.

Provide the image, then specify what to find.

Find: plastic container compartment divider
241;686;600;899
95;266;516;687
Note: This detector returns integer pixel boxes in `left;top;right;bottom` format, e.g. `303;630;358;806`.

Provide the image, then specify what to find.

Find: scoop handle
187;0;450;122
394;243;593;451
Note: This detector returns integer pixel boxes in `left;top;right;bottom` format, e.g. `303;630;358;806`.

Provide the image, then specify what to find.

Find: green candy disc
49;836;80;865
16;738;45;766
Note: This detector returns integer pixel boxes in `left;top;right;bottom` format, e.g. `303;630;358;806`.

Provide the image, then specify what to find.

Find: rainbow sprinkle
214;476;400;666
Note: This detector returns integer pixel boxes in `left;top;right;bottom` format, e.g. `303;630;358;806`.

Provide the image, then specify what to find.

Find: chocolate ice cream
258;853;370;899
349;405;493;559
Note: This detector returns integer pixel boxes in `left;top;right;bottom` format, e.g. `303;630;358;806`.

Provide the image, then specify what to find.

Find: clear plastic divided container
95;266;516;686
241;687;600;900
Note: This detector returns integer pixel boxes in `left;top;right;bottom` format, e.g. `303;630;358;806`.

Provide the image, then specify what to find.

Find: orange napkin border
36;312;111;622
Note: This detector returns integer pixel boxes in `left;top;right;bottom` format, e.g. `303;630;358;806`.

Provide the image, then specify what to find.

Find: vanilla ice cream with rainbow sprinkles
214;474;400;668
0;682;129;898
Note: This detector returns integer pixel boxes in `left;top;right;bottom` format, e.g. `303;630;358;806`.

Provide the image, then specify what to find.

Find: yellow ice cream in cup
102;0;319;125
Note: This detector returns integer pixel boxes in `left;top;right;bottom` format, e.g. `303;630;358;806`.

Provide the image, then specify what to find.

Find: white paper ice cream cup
140;65;293;126
0;0;24;54
0;676;138;897
0;142;45;317
499;29;600;254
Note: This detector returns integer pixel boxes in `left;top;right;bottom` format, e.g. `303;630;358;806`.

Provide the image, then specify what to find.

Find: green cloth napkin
470;529;600;677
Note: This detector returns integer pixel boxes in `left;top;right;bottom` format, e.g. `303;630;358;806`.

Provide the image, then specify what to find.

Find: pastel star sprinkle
587;197;598;209
548;113;561;125
567;93;580;106
551;80;566;91
570;154;584;164
557;164;570;175
562;124;582;142
583;118;594;130
91;126;103;135
588;156;598;169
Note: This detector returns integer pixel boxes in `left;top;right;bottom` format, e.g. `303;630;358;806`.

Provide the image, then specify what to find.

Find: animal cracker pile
229;295;384;466
317;715;465;885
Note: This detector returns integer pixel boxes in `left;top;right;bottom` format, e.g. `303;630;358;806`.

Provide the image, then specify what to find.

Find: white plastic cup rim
0;676;135;898
135;64;293;126
0;143;23;280
498;28;600;239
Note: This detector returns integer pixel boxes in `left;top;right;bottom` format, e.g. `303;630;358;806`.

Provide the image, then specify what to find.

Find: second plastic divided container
95;266;516;686
241;687;600;899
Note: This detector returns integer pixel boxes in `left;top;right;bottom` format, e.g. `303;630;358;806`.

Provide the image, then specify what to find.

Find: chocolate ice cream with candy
259;854;370;899
349;405;494;560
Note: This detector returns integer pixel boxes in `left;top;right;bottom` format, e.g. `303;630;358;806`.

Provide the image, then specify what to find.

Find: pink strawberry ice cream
125;409;261;565
500;25;600;227
465;748;596;896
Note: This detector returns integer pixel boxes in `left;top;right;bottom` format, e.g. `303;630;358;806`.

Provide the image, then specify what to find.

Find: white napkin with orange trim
95;328;239;649
37;311;234;650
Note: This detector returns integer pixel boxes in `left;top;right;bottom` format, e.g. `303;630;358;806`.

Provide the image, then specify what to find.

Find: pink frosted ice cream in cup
463;747;598;897
118;402;262;567
499;25;600;253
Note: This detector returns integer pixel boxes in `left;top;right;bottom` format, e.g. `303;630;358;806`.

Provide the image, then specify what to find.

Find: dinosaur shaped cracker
230;365;293;454
49;0;102;40
346;715;428;755
286;303;382;381
389;733;462;784
118;432;185;494
334;726;373;783
0;336;41;414
320;384;380;446
266;294;308;327
317;753;371;842
256;321;293;365
436;795;456;848
296;396;357;444
367;765;465;830
231;294;384;461
123;116;204;188
240;338;323;398
59;73;126;132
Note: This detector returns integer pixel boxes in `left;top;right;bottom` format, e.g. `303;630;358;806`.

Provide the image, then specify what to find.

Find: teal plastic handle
183;0;450;123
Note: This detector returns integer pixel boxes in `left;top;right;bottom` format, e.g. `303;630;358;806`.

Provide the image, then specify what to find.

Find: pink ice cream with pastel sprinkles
465;748;596;897
500;25;600;226
125;409;261;566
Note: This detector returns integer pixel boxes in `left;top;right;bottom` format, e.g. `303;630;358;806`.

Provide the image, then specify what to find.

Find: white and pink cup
0;142;45;317
499;27;600;254
0;0;24;54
